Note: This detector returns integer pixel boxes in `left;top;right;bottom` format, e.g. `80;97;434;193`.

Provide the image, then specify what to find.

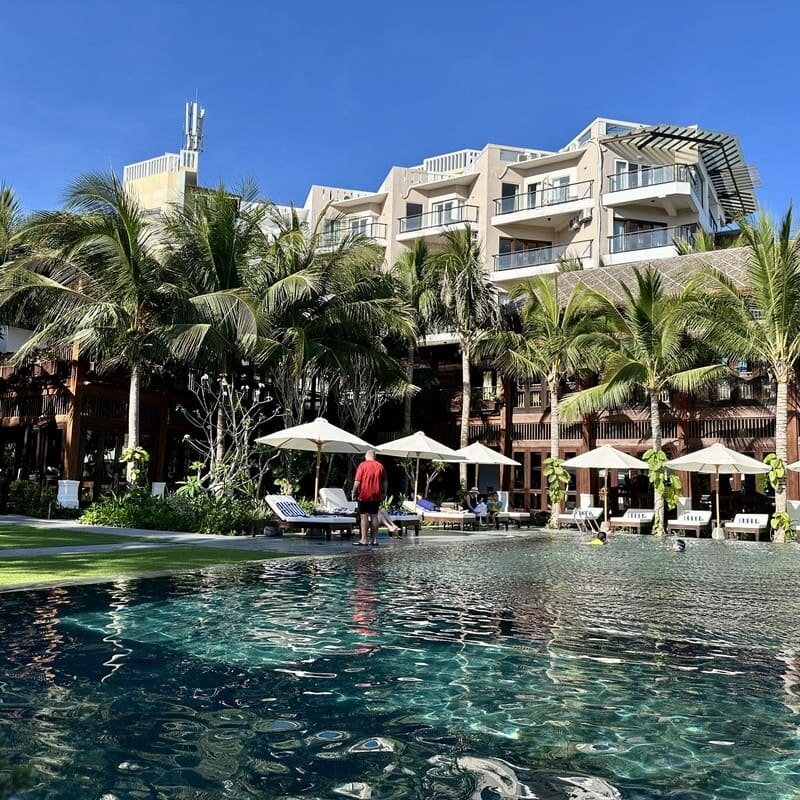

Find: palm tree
561;265;727;532
0;172;172;460
161;182;267;466
674;228;743;255
479;274;601;526
683;208;800;515
0;184;27;270
428;225;499;483
392;240;440;432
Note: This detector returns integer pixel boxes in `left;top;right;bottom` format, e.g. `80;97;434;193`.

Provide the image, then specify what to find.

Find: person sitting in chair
465;487;488;524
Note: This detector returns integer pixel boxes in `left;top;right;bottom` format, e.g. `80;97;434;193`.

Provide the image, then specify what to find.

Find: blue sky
1;0;797;216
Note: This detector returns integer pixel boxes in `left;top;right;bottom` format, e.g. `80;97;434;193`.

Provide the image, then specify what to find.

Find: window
348;217;370;235
612;219;669;252
500;183;518;214
605;123;633;135
529;453;542;494
527;182;540;210
432;200;460;225
547;175;570;204
404;202;422;231
499;149;521;162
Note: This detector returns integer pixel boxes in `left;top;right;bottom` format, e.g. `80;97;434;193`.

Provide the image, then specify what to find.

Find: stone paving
0;514;540;561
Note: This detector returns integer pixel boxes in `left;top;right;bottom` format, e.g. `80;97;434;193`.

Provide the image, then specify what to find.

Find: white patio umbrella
561;445;649;521
454;442;519;494
377;431;464;502
786;460;800;472
255;417;373;502
664;443;769;533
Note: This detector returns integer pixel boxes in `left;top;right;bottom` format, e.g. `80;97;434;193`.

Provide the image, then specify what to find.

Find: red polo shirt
354;459;386;502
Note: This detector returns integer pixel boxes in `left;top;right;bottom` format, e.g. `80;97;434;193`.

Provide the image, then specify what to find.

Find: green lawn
0;545;285;590
0;524;155;550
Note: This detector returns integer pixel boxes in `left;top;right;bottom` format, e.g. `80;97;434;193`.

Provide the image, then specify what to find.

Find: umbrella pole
604;470;609;521
314;445;322;504
716;466;721;531
414;456;421;502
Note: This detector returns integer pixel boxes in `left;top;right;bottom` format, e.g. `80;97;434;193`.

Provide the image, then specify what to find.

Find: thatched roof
558;247;750;303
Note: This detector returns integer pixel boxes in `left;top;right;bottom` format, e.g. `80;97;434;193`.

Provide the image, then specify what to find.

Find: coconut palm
682;208;800;515
392;240;440;432
161;182;267;465
560;265;727;532
428;225;500;483
0;184;28;270
0;172;172;460
479;274;602;526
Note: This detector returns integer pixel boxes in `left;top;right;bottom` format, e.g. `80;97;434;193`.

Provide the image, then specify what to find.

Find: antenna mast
183;100;205;152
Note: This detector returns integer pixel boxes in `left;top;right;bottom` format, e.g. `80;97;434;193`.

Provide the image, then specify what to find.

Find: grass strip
0;545;284;590
0;524;154;550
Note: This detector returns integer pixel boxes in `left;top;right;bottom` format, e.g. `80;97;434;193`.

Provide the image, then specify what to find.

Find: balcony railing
493;241;591;271
494;180;593;215
608;164;699;193
608;224;698;254
318;221;387;248
399;204;478;234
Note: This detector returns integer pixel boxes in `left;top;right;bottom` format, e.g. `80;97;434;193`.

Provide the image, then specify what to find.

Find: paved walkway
0;515;538;560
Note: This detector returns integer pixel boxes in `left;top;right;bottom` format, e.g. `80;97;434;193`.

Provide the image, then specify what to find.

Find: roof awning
602;125;757;223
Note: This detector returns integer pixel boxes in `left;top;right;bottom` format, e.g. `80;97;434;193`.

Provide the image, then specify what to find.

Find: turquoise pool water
2;534;800;798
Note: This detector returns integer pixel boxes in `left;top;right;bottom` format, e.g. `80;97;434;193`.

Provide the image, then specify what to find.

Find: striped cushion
276;500;310;519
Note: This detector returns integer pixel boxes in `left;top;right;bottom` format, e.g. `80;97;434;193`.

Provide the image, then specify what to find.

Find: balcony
605;224;698;266
491;180;593;227
397;204;478;241
490;241;592;285
602;164;703;214
317;221;387;249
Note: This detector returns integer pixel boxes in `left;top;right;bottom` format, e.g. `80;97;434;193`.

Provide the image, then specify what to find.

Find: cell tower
184;100;205;152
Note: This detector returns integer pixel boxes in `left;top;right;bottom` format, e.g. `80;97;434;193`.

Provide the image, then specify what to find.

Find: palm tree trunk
403;343;415;433
548;377;561;529
775;377;788;516
460;341;471;486
126;363;141;484
649;390;665;534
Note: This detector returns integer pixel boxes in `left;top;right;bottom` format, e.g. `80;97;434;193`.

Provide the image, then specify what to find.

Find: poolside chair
320;487;420;536
57;480;80;510
609;508;655;533
151;482;166;499
724;513;769;542
667;510;712;538
558;507;603;533
265;495;357;540
402;500;477;530
496;491;533;529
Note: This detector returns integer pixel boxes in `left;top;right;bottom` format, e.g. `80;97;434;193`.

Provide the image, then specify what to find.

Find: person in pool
672;538;686;552
588;530;607;546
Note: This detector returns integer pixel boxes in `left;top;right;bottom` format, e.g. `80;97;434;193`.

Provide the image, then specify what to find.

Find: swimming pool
2;534;800;799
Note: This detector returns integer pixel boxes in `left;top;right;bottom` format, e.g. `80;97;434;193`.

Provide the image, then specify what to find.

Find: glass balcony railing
318;221;387;248
608;224;698;254
399;204;478;233
493;241;591;271
494;180;593;215
608;164;699;194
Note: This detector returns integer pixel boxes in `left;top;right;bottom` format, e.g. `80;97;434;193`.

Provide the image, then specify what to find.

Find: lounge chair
667;510;712;538
725;513;769;542
558;507;603;533
609;509;655;533
496;491;533;529
265;495;357;540
320;488;420;536
402;500;477;530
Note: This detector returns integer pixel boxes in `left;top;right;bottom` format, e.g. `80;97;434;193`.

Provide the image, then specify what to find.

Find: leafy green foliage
120;446;150;488
770;511;795;542
8;480;57;517
543;457;570;525
764;453;787;493
644;449;683;534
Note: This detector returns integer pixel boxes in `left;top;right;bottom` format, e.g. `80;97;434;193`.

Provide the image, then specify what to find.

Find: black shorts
357;500;380;514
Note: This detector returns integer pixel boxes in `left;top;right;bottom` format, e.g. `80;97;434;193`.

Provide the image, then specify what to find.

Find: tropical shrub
8;480;58;517
543;457;570;528
770;511;795;543
643;448;683;535
80;490;198;532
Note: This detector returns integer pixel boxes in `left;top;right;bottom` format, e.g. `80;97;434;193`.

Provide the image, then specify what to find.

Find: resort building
1;106;784;515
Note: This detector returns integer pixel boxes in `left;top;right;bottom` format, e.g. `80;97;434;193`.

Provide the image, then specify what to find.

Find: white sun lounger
320;487;420;535
496;491;533;529
609;509;655;533
725;513;769;542
667;510;712;537
265;495;357;540
558;507;603;533
403;500;477;530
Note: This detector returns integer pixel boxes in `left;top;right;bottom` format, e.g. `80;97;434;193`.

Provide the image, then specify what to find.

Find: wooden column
788;381;800;500
63;358;85;480
500;375;514;492
154;391;170;482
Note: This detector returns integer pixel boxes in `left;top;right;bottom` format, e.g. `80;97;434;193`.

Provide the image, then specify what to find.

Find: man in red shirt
352;450;387;546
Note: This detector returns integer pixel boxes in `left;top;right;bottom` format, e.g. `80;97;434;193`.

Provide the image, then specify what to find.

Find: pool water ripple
2;535;800;798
